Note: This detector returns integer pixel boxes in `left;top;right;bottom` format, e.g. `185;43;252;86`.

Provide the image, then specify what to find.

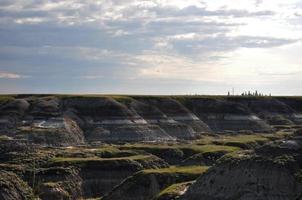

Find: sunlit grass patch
0;95;15;103
121;143;241;161
213;134;269;148
143;165;208;175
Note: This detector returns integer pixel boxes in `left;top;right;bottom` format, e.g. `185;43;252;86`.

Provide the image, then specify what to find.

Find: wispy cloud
0;71;26;79
0;0;301;94
82;75;104;79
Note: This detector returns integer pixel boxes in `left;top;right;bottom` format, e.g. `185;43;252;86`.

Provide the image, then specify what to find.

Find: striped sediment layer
0;95;302;144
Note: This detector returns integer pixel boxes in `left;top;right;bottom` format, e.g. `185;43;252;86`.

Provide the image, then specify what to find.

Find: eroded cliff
1;95;302;145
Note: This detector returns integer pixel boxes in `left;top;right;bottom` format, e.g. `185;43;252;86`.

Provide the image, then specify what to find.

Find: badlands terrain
0;95;302;200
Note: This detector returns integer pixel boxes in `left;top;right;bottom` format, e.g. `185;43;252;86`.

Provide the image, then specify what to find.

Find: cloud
157;34;298;56
82;75;104;79
0;71;26;79
0;0;301;94
153;5;275;18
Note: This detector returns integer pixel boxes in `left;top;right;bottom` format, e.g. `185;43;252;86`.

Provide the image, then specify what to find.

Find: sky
0;0;302;95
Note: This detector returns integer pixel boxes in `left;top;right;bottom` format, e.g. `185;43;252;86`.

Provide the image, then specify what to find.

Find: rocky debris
31;167;83;200
0;139;39;166
0;138;30;154
156;181;194;200
0;170;34;200
39;183;70;200
0;139;56;178
183;152;224;167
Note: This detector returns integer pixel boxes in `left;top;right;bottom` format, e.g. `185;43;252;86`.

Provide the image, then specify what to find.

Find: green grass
122;144;240;158
211;134;269;148
50;154;149;163
54;145;138;160
0;95;15;103
93;147;137;158
191;135;216;145
143;165;209;175
181;145;240;154
194;132;292;148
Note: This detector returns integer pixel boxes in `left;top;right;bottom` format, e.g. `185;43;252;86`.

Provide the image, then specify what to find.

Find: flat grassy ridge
49;155;150;165
0;96;15;104
48;153;168;170
194;132;292;148
54;146;138;159
210;134;269;148
142;165;208;175
122;144;240;156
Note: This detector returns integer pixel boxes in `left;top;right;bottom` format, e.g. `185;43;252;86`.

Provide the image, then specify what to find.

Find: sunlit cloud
0;0;301;94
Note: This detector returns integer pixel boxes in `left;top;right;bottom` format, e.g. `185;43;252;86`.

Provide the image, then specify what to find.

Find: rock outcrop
1;94;302;200
1;95;302;144
181;131;302;200
49;154;169;198
17;116;85;146
103;166;208;200
0;170;34;200
231;97;302;125
182;157;302;200
132;97;211;139
63;96;174;142
181;97;273;132
33;167;83;200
